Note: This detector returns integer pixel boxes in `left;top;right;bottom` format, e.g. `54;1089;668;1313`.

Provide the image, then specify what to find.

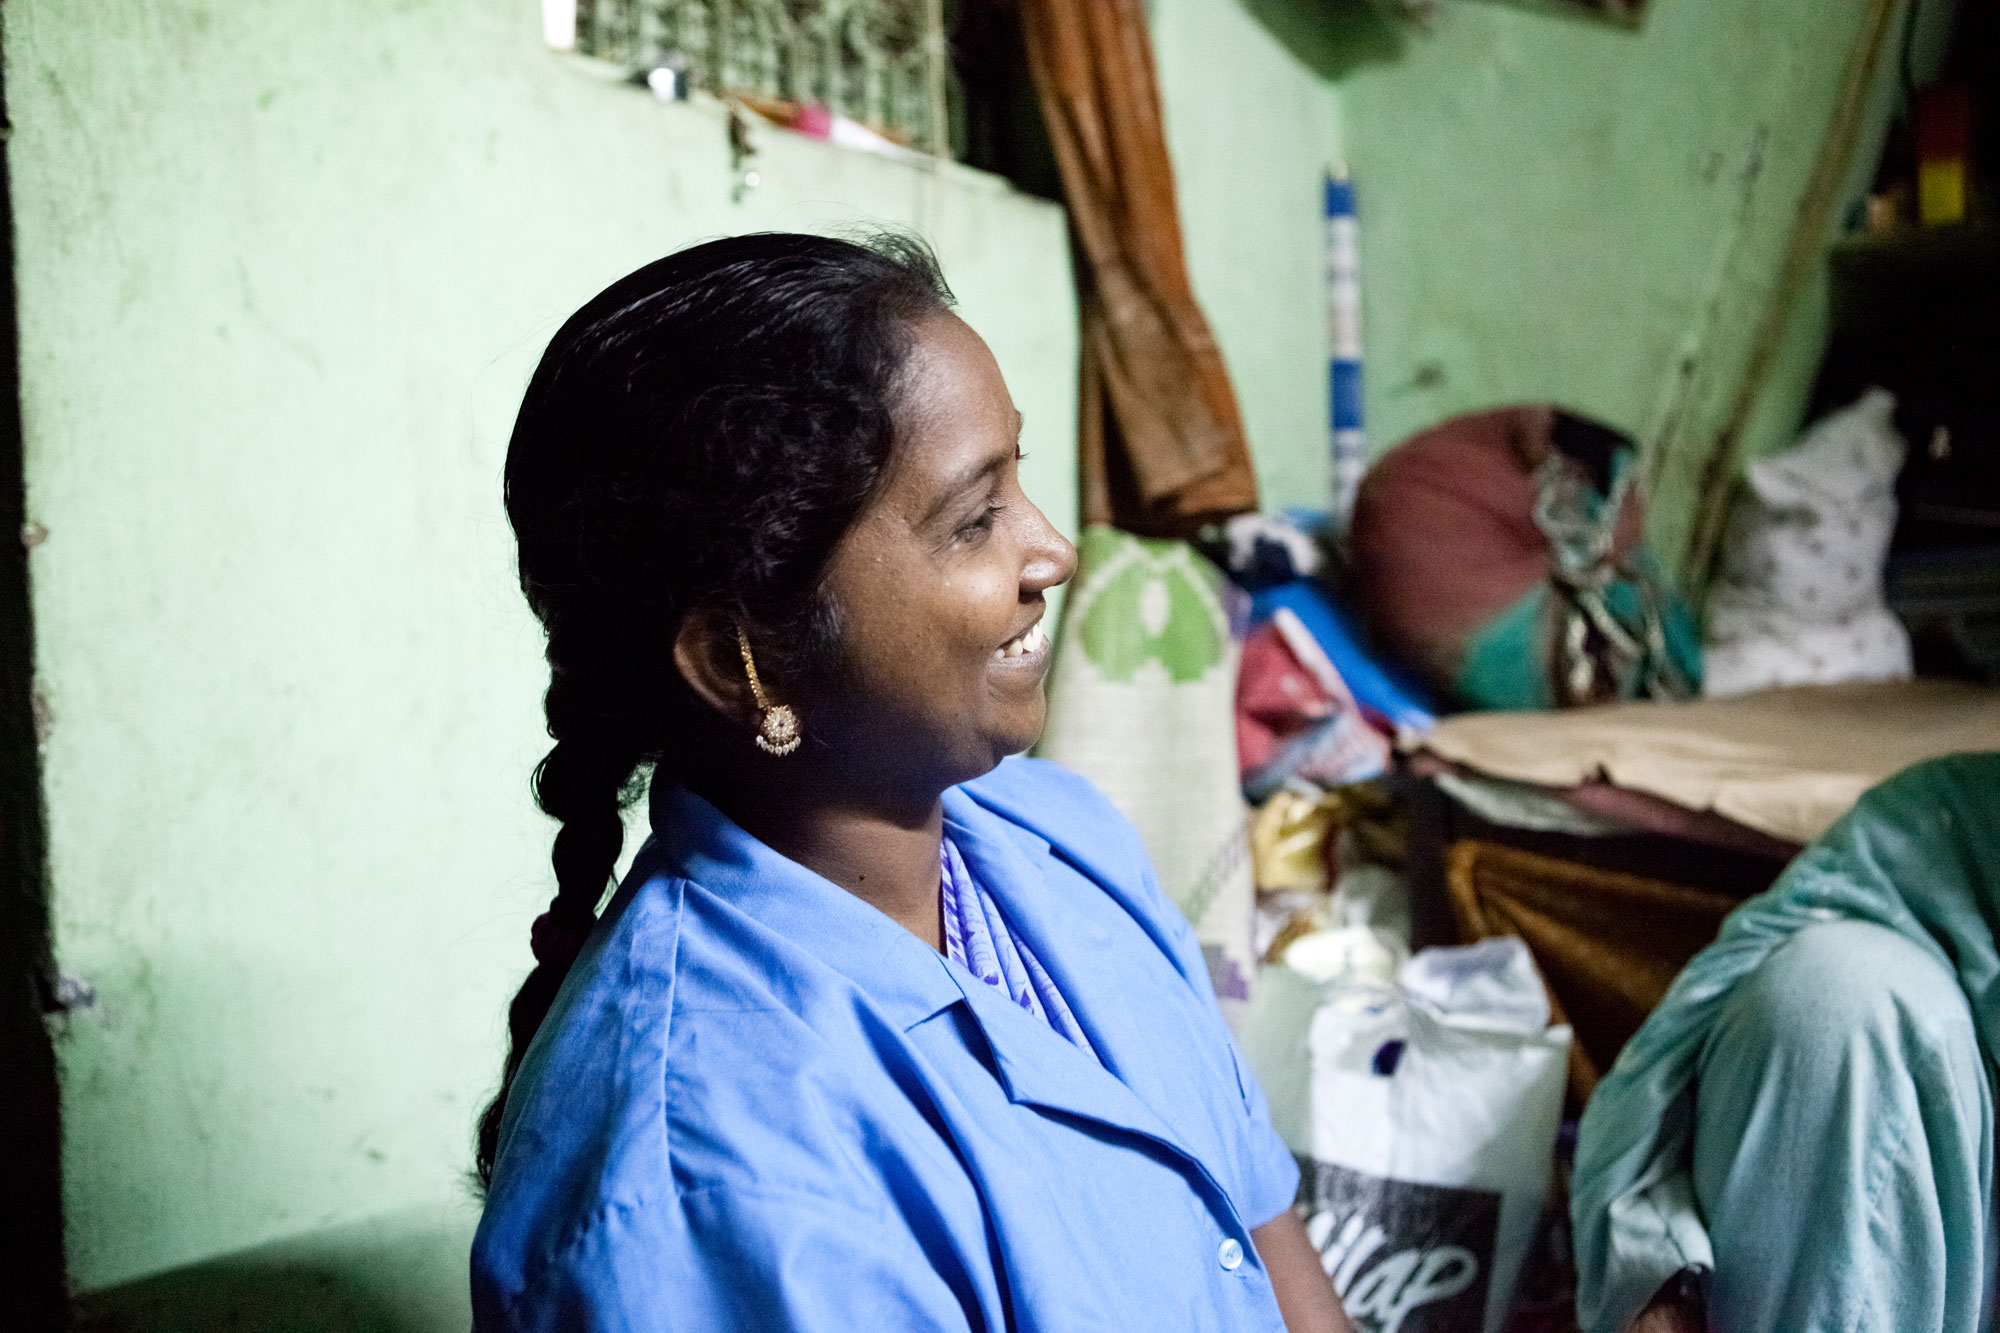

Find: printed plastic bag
1302;938;1570;1333
1036;526;1256;1017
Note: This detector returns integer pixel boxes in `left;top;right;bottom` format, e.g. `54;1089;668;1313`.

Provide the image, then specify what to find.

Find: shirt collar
648;781;963;1031
940;787;1235;1205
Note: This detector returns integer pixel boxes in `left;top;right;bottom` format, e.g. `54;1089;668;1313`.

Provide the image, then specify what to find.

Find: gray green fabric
1572;752;2000;1332
1687;919;1987;1331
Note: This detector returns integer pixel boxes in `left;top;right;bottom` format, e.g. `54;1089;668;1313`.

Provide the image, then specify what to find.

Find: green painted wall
1336;0;1896;577
1154;0;1904;577
7;0;1075;1292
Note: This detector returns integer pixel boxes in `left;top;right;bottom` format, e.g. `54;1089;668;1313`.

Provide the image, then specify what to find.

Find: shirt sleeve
1580;1171;1714;1333
488;1186;981;1333
1228;1038;1304;1227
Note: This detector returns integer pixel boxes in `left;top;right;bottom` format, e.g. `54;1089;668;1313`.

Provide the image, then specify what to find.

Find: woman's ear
672;608;762;728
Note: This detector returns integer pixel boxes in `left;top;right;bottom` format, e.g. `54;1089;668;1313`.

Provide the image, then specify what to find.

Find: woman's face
806;312;1076;795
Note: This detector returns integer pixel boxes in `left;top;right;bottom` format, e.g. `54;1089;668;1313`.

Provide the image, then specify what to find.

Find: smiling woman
471;233;1351;1332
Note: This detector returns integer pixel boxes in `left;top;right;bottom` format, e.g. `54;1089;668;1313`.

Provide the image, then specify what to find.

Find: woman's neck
693;767;949;952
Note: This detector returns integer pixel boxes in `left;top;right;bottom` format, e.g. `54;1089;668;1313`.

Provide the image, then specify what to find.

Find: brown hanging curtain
1018;0;1259;538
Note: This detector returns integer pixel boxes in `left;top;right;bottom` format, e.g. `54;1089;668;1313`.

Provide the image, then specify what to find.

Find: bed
1399;679;2000;1099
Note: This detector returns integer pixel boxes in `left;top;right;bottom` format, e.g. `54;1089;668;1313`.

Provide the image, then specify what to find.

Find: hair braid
474;666;646;1186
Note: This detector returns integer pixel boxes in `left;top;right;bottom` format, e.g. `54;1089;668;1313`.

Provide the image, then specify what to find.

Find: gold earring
735;625;801;757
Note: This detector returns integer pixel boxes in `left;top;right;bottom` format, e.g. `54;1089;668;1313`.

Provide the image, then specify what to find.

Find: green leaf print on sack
1070;529;1227;685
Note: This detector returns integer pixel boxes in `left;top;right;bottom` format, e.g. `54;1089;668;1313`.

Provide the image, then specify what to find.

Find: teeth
993;621;1046;661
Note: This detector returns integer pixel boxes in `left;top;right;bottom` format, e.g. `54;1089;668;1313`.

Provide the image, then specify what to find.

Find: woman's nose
1020;509;1077;596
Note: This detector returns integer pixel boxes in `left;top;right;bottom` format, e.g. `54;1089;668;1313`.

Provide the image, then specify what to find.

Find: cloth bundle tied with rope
1533;448;1693;708
1348;406;1702;713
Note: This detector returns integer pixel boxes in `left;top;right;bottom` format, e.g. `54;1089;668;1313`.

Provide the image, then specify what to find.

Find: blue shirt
472;757;1298;1332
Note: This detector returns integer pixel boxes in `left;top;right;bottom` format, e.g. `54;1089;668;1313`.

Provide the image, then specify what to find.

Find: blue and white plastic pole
1325;167;1366;528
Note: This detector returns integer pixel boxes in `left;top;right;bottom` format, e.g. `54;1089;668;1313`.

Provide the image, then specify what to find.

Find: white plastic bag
1302;938;1570;1333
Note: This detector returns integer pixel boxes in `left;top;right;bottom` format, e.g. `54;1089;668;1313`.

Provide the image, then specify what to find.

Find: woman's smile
991;617;1050;667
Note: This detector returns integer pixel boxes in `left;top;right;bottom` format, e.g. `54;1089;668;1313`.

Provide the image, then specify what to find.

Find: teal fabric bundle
1456;445;1699;711
1572;753;2000;1332
1347;407;1699;715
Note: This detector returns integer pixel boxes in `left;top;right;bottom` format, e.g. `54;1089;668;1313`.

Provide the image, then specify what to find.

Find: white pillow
1704;389;1912;697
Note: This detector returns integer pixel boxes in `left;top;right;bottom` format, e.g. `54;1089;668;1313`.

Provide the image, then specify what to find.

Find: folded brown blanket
1410;680;2000;844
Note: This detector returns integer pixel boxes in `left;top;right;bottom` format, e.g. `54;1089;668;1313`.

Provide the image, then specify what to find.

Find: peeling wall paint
1155;0;1906;577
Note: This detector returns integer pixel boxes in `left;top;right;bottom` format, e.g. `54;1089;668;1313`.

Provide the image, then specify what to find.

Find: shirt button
1217;1238;1244;1271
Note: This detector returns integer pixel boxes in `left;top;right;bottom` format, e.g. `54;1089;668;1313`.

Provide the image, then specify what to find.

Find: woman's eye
957;503;1004;542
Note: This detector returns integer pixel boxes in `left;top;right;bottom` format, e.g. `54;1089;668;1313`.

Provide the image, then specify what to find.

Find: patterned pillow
1704;389;1913;696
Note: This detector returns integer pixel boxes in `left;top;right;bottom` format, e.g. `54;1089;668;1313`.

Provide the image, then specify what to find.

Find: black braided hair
476;233;953;1189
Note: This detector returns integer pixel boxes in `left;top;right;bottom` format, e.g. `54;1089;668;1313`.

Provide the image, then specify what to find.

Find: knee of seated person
1711;920;1970;1071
